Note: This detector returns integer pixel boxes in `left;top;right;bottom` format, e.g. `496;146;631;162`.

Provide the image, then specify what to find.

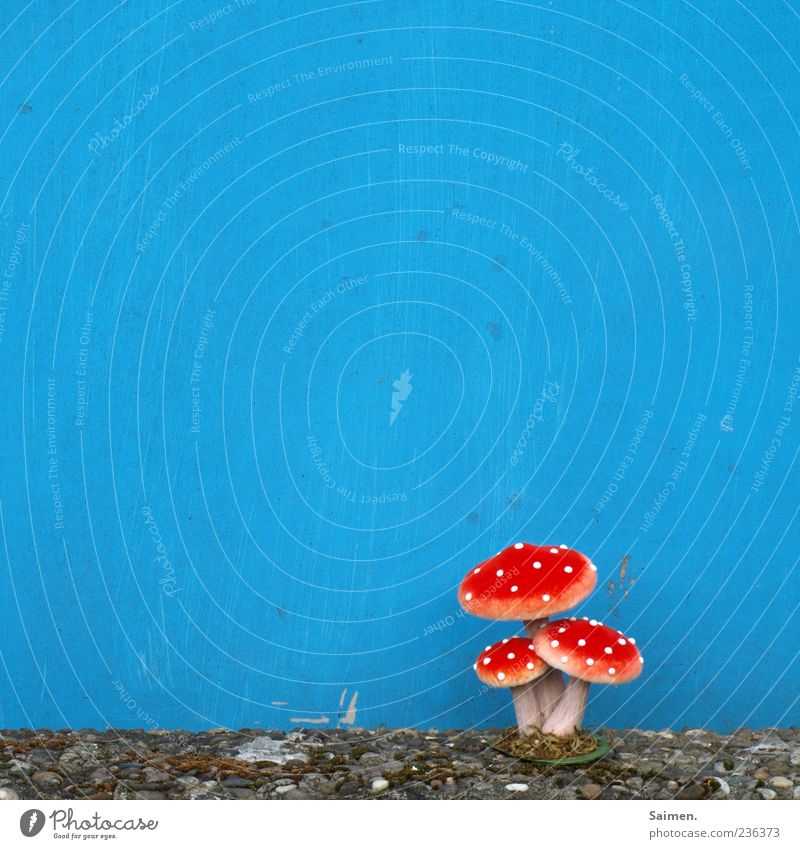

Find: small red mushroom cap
533;617;643;684
472;637;549;688
458;543;597;620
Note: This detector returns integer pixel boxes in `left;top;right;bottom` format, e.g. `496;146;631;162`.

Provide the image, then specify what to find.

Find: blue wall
1;1;798;733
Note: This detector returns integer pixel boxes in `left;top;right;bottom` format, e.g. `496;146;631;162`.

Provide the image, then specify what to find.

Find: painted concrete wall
1;1;798;733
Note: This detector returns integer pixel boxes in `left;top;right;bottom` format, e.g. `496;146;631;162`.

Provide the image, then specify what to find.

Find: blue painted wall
1;1;798;733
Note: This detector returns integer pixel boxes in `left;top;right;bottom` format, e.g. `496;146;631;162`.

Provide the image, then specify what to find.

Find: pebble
757;788;777;800
708;778;731;799
338;781;359;795
31;771;62;787
381;760;406;777
580;783;603;799
675;784;707;800
753;767;770;781
371;779;390;793
770;776;792;790
221;775;253;788
0;787;20;799
505;783;529;792
275;784;297;795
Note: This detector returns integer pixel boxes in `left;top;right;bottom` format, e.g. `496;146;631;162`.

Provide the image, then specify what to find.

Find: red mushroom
473;638;551;735
458;543;598;635
533;617;643;736
458;543;598;721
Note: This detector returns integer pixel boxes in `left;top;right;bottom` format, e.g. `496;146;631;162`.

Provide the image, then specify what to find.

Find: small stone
32;770;62;787
626;776;644;790
221;775;253;788
770;776;792;790
275;784;297;794
753;767;770;781
142;767;171;783
793;786;800;800
229;788;256;800
789;749;800;767
381;760;406;777
505;783;529;792
757;788;777;800
0;787;19;800
708;778;730;799
580;783;603;800
359;752;384;766
135;790;167;800
280;789;310;800
666;781;679;793
317;781;338;795
338;781;359;795
371;778;389;793
675;784;707;800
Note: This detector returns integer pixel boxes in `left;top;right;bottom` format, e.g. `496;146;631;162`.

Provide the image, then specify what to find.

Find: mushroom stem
540;677;590;736
523;618;548;638
510;681;545;736
522;619;565;720
535;665;565;717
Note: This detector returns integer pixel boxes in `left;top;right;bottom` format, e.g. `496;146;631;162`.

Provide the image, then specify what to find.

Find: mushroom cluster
458;543;643;737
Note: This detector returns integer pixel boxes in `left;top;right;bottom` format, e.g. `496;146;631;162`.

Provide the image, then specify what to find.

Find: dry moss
494;728;602;762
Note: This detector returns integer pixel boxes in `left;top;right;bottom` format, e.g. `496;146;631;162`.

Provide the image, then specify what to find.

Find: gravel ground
1;726;798;801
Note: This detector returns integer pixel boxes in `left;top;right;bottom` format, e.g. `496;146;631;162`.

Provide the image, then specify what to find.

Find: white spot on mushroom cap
533;561;542;569
640;656;644;664
485;646;492;651
474;567;481;574
578;639;586;647
560;655;568;663
482;658;491;665
564;566;573;573
465;593;473;601
604;647;613;655
496;569;504;577
507;652;515;660
629;637;636;645
590;563;597;571
526;662;535;670
473;663;477;670
618;638;627;645
608;667;616;675
586;658;594;666
542;594;551;602
497;672;506;681
549;547;558;554
589;619;598;626
510;585;518;593
527;644;535;650
514;542;524;549
550;640;559;648
502;638;509;644
560;544;568;549
558;627;566;633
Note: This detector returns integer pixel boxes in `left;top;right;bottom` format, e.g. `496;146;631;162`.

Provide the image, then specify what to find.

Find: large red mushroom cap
458;543;597;621
533;617;643;684
473;637;549;688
